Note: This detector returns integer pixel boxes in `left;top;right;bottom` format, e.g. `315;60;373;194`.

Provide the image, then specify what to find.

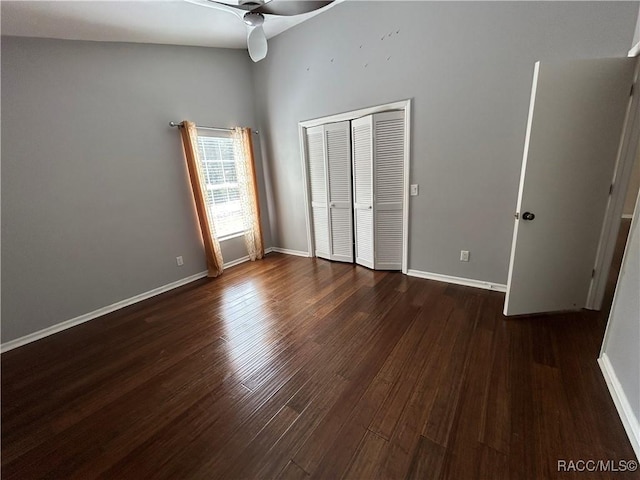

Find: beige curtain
233;127;264;261
179;121;224;277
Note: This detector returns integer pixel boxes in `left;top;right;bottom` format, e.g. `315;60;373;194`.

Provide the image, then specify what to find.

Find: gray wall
1;36;272;342
253;1;637;283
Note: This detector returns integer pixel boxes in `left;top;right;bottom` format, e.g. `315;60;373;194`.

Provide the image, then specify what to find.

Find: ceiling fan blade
204;0;254;11
247;25;268;62
252;0;333;16
183;0;244;18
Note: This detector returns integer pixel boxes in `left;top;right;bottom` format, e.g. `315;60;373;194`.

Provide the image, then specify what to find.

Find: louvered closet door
325;121;354;263
352;116;374;268
373;111;405;270
306;125;330;259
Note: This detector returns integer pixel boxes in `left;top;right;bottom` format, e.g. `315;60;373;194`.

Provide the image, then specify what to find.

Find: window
196;134;244;238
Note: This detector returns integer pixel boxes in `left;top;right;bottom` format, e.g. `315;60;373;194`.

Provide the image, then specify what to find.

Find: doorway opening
587;56;640;311
600;148;639;316
504;55;640;316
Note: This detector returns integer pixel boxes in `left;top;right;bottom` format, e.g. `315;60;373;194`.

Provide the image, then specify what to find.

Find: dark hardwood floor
2;221;637;479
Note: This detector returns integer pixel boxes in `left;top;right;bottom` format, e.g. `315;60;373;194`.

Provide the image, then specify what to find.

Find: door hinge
609;183;614;195
631;84;635;96
592;268;596;278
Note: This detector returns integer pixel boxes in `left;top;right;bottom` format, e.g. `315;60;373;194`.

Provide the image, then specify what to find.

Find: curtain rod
169;121;258;135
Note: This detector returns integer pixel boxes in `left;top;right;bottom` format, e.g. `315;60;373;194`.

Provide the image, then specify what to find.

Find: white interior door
325;121;354;262
306;125;330;260
352;115;374;268
373;111;405;271
504;58;636;316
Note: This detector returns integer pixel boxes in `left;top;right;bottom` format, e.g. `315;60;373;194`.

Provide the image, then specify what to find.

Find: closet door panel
313;208;330;258
375;207;403;269
326;121;353;263
355;209;374;267
373;111;405;270
307;125;330;259
352;116;374;268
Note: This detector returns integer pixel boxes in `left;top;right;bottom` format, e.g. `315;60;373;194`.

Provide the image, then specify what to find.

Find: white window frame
196;129;245;241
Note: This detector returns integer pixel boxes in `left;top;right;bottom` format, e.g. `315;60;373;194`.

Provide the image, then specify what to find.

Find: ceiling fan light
247;25;268;62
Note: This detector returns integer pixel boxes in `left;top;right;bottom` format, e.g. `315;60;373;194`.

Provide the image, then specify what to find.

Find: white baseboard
270;247;310;258
622;214;634;219
598;354;640;460
0;270;209;354
224;248;275;268
224;255;251;269
406;269;507;292
222;255;249;270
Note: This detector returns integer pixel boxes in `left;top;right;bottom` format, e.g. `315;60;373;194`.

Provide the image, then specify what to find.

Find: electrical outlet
410;184;419;196
176;256;184;266
460;250;469;262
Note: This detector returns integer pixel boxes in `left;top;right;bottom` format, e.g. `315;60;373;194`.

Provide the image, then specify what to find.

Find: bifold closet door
352;116;374;268
306;121;354;263
325;121;354;263
306;125;330;259
352;111;405;270
373;111;405;270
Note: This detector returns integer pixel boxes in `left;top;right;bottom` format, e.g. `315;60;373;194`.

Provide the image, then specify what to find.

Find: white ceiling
0;0;338;49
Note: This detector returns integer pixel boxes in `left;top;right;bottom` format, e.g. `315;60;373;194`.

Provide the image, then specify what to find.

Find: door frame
587;53;640;310
298;99;412;274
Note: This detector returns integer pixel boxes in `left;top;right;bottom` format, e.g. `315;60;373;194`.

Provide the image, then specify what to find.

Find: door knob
522;211;535;221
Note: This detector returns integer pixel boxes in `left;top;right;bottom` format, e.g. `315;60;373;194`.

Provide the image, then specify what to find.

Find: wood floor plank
439;442;509;480
368;285;450;440
2;233;637;480
442;321;495;456
292;285;418;476
478;297;512;455
508;319;539;480
405;435;446;480
254;374;349;480
374;295;460;478
422;293;482;446
277;460;310;480
342;430;389;480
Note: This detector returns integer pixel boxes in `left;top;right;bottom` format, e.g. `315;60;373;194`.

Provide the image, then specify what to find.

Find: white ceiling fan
185;0;334;62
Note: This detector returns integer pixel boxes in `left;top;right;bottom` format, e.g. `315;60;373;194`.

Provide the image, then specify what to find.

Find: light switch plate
410;184;419;196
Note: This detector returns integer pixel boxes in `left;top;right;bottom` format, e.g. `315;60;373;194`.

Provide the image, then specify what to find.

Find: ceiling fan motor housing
243;11;265;27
